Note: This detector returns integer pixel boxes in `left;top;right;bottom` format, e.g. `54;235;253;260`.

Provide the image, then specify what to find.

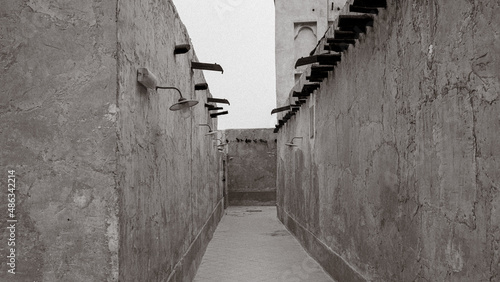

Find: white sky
173;0;277;129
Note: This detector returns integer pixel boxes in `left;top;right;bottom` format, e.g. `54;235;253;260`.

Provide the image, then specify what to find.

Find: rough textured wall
277;1;500;281
117;1;224;281
0;0;119;281
226;129;277;206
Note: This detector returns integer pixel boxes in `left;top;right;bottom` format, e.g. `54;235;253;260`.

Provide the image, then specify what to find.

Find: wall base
168;198;225;282
277;205;367;282
229;191;276;206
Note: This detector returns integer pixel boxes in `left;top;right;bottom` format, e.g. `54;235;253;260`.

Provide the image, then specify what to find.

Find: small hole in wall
312;9;315;11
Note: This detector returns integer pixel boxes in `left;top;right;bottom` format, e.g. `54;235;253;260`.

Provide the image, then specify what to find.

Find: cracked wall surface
0;0;119;281
116;1;224;281
277;1;500;281
1;0;223;281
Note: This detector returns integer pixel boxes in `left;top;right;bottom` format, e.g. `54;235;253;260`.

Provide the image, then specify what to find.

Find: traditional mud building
274;0;500;281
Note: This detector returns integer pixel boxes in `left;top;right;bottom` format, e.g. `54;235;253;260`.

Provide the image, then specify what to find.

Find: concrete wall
277;1;500;281
1;0;223;281
0;0;119;281
225;129;277;206
117;1;224;281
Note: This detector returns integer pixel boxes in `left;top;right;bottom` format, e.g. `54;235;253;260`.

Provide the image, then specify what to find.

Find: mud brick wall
277;1;500;281
116;1;224;281
0;0;223;281
225;129;277;206
0;0;119;281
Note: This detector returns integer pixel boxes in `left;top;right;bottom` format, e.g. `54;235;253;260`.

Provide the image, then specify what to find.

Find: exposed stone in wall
117;1;224;281
225;129;277;206
0;0;119;281
277;1;500;281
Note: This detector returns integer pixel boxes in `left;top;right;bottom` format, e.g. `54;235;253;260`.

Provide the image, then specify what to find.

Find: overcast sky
173;0;276;129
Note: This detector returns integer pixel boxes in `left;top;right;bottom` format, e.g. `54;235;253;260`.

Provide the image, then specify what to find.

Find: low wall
277;1;500;281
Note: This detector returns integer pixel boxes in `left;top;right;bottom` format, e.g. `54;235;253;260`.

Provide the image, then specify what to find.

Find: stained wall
0;0;224;281
277;1;500;281
117;1;224;281
225;129;277;206
0;0;119;281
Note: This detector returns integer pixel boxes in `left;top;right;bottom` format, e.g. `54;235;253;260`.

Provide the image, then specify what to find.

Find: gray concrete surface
276;1;500;281
194;206;334;282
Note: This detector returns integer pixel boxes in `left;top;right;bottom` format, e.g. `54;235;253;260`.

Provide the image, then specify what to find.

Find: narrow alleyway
193;206;334;282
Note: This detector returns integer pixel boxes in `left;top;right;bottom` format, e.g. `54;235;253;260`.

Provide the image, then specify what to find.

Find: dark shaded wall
277;1;500;281
0;0;223;281
226;129;277;206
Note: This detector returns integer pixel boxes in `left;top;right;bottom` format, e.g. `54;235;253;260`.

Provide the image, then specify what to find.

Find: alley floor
193;206;335;282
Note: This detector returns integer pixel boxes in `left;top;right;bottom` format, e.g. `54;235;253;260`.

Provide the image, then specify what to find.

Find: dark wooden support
327;38;357;45
338;15;374;33
349;5;379;14
207;97;230;105
301;84;320;96
210;111;228;118
271;105;291;114
192;62;224;73
334;30;360;40
295;54;341;68
309;72;329;79
317;54;342;65
174;44;191;54
195;83;208;90
208;107;223;111
352;0;386;8
325;43;351;52
306;76;325;83
311;65;335;72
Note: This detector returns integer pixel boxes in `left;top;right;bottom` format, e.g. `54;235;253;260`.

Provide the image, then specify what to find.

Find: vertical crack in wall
277;0;500;280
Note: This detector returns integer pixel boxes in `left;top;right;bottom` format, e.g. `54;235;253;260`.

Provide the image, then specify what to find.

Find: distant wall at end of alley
0;1;119;281
277;1;500;281
225;129;277;206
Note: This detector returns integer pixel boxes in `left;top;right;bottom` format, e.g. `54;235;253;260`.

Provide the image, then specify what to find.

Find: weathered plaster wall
225;129;277;206
0;0;119;281
1;0;223;281
277;1;500;281
117;1;224;281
